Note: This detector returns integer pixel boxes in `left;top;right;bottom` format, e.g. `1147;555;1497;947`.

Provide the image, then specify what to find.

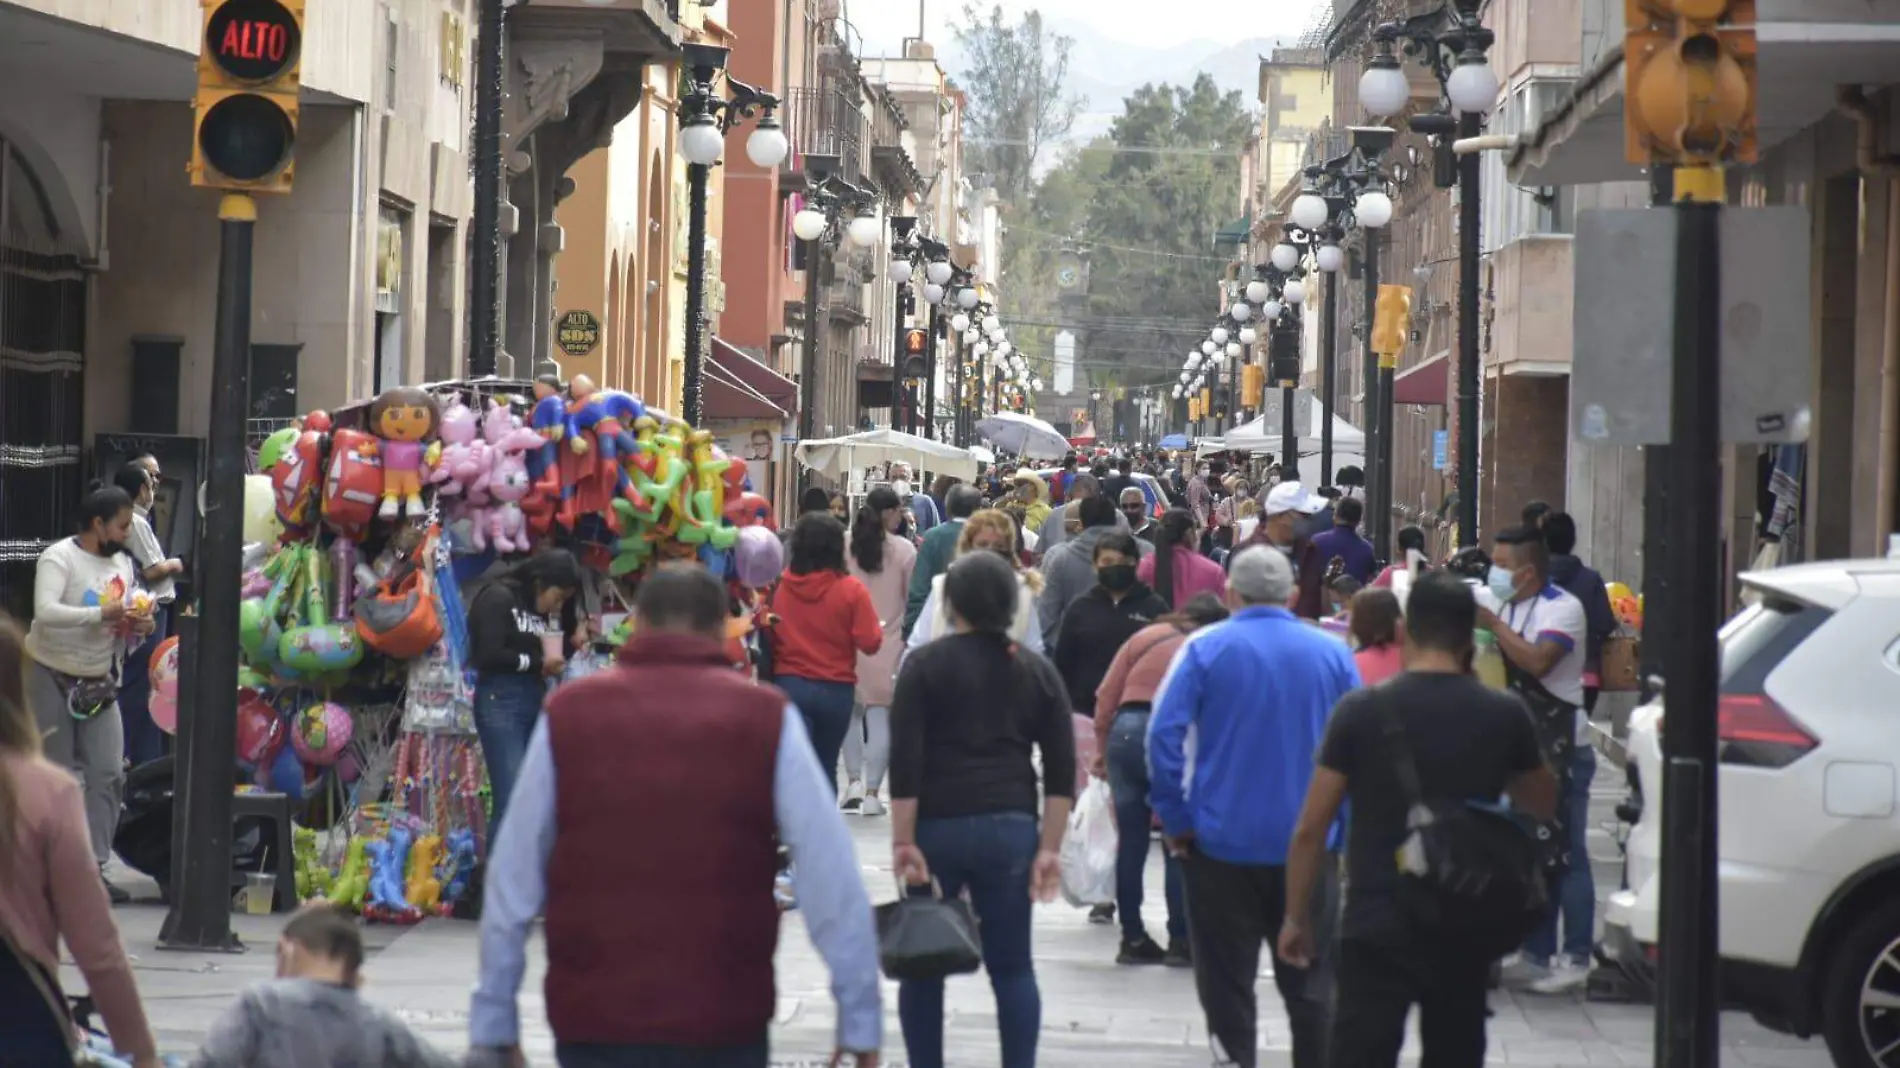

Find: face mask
892;480;911;498
99;540;127;557
1097;564;1138;592
1487;565;1520;603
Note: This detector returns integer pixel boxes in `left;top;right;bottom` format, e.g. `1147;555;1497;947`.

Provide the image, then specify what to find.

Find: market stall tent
1210;390;1367;488
793;428;980;483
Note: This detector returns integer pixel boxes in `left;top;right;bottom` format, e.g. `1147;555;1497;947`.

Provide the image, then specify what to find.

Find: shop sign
556;310;601;358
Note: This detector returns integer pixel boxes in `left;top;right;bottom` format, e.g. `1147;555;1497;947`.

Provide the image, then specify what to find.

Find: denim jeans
119;606;170;768
474;672;547;841
774;677;854;797
899;810;1042;1068
1525;745;1597;965
1105;707;1186;944
553;1039;767;1068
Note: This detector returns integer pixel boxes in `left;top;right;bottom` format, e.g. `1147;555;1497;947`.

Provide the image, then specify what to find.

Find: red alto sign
205;0;301;83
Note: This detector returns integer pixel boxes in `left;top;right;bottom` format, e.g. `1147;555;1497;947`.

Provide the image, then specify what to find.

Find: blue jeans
1525;745;1597;965
474;673;547;841
899;810;1041;1068
119;607;170;768
554;1040;766;1068
1105;708;1186;944
774;676;854;797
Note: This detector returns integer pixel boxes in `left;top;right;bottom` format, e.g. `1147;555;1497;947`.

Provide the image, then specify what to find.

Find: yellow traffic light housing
193;0;304;192
1371;285;1412;366
1624;0;1756;166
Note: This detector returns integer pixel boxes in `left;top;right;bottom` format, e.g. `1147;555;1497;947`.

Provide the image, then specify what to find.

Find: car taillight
1718;693;1818;768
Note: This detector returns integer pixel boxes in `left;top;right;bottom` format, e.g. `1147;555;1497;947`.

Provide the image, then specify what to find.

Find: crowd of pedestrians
0;445;1624;1068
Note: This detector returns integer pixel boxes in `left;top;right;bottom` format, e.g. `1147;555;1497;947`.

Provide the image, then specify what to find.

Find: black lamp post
1359;0;1497;548
678;42;787;427
790;164;877;491
886;223;951;438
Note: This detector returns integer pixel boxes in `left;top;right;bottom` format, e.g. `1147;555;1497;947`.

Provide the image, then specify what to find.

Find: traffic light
1623;0;1756;166
1371;284;1412;365
193;0;304;192
1269;323;1300;385
1242;363;1264;407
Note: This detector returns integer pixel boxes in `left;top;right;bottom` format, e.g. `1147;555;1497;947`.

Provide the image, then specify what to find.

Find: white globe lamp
791;208;827;242
888;259;914;284
922;282;945;304
1270;243;1300;273
982;314;1001;334
1291;192;1330;231
846;212;881;248
1358;58;1410;119
1230;301;1252;322
1211;326;1229;345
679;119;725;166
950;312;971;333
744;123;790;168
1284;279;1306;305
1264;299;1284;320
956;287;980;309
1355;190;1395;229
1245;278;1271;304
1238;326;1258;346
1201;340;1217;355
1446;57;1501;115
1316;244;1345;273
1225;342;1242;358
925;260;953;286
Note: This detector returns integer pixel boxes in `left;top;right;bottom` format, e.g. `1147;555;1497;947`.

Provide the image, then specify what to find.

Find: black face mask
1121;507;1147;524
1097;564;1138;592
97;539;127;557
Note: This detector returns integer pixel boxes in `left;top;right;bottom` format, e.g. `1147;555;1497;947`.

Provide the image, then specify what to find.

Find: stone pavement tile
1724;1042;1839;1067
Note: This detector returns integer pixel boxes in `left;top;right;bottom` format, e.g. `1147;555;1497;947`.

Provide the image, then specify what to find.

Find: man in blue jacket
1149;546;1359;1068
1541;511;1618;713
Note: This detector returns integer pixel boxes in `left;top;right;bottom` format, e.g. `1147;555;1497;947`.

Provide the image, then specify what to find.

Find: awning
1392;350;1451;407
707;339;795;421
1507;10;1900;188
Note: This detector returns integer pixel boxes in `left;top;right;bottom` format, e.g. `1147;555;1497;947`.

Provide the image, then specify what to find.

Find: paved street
86;767;1833;1068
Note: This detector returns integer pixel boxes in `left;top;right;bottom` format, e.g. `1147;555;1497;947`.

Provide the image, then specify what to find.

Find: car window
1720;596;1832;692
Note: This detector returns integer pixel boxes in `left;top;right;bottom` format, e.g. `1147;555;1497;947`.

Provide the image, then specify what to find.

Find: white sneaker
1498;953;1550;986
1526;957;1591;995
840;780;864;812
861;794;885;817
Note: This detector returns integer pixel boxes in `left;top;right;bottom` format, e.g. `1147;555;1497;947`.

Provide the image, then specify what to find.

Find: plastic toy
442;828;478;906
279;546;365;674
405;834;444;912
328;838;369;909
290;702;354;766
292;826;333;902
365;824;421;921
366;386;442;520
321;428;385;540
430;396;486;498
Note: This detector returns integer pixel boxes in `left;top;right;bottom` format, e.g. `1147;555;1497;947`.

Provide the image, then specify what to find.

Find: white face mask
891;480;911;498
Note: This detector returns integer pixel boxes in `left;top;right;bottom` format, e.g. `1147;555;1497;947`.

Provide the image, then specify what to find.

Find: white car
1600;557;1900;1067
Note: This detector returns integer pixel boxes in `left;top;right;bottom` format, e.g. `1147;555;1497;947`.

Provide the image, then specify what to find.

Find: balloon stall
194;375;782;922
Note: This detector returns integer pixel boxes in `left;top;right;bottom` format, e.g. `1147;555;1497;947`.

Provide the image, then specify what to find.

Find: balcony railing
783;85;866;187
827;274;868;322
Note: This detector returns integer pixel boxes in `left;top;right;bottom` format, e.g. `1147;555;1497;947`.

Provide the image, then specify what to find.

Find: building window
386;15;399;111
1481;77;1573;252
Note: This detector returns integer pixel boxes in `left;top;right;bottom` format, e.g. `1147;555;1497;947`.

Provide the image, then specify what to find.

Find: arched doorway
642;152;666;404
605;255;621;386
0;138;88;619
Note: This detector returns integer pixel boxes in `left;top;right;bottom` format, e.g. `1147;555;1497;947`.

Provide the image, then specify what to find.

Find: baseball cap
1263;481;1324;517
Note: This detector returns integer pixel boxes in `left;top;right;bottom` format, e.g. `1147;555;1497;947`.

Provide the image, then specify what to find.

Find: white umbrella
793;428;979;482
975;412;1070;460
969;444;996;464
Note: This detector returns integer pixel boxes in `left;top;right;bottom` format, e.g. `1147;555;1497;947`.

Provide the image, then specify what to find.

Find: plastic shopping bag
1059;778;1118;908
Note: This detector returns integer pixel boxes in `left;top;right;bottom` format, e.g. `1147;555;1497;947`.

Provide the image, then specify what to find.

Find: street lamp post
1360;0;1496;547
790;160;874;492
677;43;788;427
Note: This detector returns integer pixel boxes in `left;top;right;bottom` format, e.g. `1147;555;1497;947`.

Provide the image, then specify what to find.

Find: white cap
1263;481;1324;517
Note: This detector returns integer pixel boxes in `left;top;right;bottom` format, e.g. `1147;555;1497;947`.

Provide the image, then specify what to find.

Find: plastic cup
244;872;275;915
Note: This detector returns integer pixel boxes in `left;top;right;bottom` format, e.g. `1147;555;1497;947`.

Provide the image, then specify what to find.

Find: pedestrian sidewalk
90;814;1830;1067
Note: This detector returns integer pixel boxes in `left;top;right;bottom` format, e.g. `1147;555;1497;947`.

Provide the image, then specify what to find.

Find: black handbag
1378;689;1548;962
874;878;983;981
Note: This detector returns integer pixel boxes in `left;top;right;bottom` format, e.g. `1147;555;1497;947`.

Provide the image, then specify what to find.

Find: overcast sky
845;0;1328;57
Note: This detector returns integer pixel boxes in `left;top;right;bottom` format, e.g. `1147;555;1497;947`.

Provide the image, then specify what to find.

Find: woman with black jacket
890;551;1074;1068
466;549;580;837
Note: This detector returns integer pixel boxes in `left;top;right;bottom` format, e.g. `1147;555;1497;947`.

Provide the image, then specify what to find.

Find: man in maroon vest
467;565;882;1068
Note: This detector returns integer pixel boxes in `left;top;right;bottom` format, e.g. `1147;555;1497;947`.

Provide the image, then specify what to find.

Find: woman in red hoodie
770;512;883;793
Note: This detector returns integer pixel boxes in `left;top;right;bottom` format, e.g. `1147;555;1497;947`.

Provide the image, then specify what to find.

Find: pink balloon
150;691;178;735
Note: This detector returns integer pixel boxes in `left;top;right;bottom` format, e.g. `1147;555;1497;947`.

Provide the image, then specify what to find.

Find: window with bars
1480;77;1574;252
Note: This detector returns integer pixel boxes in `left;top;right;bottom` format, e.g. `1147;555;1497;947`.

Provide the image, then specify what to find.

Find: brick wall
1480;375;1570;538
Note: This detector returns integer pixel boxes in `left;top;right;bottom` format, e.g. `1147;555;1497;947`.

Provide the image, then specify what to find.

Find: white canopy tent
1203;390;1367;488
793;428;980;483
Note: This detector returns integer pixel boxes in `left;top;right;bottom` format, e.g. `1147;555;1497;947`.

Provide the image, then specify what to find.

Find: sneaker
102;876;130;905
1117;934;1167;965
840;780;863;812
1088;903;1116;925
1527;957;1591;995
1164;939;1193;968
860;794;885;817
1497;952;1550;986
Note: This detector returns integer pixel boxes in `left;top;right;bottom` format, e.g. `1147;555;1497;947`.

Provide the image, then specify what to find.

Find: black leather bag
874;879;983;981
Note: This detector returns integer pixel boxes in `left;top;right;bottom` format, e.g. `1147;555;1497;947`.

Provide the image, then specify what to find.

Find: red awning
707;339;796;421
1392;350;1451;406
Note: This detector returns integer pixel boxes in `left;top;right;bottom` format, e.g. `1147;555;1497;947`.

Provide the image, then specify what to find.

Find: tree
950;3;1085;211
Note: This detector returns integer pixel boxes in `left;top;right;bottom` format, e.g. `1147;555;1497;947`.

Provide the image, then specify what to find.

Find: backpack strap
1372;684;1430;823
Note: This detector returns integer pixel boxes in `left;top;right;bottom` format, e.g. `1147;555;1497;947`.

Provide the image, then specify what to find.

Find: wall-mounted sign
556;310;601;358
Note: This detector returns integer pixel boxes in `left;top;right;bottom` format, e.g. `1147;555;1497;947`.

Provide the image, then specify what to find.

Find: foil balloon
290;702;355;766
147;636;180;700
242;473;282;545
733;525;784;589
698;542;731;579
150;691;178;735
235;690;286;768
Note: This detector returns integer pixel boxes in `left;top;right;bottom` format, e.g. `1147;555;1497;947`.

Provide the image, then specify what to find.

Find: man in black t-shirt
1278;571;1558;1068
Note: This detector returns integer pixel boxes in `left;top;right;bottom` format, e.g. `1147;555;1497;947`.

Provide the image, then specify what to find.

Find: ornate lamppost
677;42;787;426
790;165;879;490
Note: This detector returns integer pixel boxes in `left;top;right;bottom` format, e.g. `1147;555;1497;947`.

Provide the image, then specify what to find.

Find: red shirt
769;569;882;683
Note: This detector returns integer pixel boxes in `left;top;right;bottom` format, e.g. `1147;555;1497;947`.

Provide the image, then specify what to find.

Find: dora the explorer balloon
367;386;442;519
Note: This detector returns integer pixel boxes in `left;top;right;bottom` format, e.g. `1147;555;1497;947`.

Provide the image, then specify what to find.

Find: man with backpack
1279;570;1557;1068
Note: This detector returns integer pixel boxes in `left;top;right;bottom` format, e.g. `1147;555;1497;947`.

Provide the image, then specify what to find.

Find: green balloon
257;426;300;472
